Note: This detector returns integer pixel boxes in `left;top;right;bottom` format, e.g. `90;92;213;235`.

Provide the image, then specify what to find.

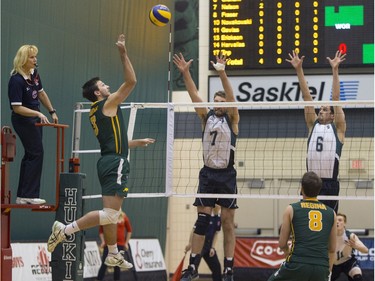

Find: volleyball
149;4;171;27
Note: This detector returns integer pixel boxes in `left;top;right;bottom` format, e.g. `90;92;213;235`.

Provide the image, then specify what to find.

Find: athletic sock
108;244;119;255
224;257;234;270
189;254;201;271
64;221;80;236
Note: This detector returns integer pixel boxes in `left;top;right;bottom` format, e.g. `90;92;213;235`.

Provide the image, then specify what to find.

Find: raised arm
104;34;137;115
173;53;208;120
286;50;316;131
211;54;239;135
327;51;346;143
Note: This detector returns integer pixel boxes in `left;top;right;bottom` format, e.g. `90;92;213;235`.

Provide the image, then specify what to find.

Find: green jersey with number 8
286;199;335;267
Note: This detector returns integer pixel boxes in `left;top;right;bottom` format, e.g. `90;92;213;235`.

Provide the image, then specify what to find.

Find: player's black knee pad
352;274;363;281
194;212;211;235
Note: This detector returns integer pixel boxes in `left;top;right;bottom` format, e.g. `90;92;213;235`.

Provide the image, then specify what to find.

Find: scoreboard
209;0;374;69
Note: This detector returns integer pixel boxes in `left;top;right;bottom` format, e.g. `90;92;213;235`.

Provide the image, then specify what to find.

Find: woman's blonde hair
11;45;38;76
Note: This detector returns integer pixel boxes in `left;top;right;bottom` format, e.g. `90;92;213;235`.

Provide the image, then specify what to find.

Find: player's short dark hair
214;91;226;99
301;171;322;197
337;213;347;223
82;77;100;102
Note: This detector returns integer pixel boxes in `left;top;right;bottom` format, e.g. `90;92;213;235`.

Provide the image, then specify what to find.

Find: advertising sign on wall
129;239;166;272
234;237;374;269
11;241;101;281
209;74;374;104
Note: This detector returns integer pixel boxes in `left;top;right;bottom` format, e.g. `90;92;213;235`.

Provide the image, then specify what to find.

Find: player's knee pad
99;208;120;225
352;274;363;281
194;212;211;235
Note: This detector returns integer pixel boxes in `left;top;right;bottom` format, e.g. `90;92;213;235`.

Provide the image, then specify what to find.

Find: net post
70;103;83;173
167;23;172;103
128;103;138;161
72;103;83;159
51;173;85;281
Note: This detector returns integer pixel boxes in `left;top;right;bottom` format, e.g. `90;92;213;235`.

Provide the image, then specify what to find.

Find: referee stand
1;123;75;281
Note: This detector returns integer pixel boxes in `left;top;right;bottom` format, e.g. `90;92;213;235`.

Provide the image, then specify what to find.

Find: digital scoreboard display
209;0;374;69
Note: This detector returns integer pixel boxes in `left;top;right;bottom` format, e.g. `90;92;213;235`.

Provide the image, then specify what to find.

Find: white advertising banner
11;241;101;281
11;243;51;281
82;241;102;278
129;239;166;272
208;74;374;104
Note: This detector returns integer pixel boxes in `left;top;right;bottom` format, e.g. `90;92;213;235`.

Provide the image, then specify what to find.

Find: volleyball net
72;101;374;201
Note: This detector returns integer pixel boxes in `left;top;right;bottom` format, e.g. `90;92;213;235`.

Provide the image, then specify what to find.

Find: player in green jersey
47;34;154;270
268;171;337;281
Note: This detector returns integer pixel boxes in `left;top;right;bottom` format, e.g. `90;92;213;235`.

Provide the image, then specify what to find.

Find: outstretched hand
173;53;193;74
286;50;305;69
139;138;155;147
210;52;229;71
116;34;127;54
327;50;346;69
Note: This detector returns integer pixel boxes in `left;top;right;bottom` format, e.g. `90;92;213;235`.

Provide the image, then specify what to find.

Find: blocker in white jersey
202;111;236;169
173;52;239;281
307;120;343;180
287;50;347;213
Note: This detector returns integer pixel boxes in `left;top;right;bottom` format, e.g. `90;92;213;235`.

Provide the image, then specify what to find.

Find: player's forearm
295;68;312;101
355;242;369;254
218;70;235;102
328;251;335;272
278;237;289;255
125;232;132;244
39;91;55;112
331;68;340;101
122;55;137;87
182;71;201;102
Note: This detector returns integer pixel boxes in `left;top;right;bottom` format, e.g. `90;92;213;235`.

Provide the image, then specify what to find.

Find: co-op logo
250;240;285;267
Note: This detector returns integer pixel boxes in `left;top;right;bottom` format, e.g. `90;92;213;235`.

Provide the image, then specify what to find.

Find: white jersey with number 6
307;120;343;179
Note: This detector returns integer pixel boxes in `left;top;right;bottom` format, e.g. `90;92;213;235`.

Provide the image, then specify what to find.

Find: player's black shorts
332;256;361;281
319;179;340;212
193;165;238;209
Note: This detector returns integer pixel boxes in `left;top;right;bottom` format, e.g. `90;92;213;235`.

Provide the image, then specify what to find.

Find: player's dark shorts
319;178;340;212
267;262;330;281
332;256;361;281
193;165;238;209
97;154;130;197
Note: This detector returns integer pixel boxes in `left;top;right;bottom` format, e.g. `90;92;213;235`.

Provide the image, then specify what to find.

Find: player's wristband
49;109;56;115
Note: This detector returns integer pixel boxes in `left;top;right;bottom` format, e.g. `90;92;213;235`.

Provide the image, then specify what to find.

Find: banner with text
209;74;374;105
12;243;51;281
234;237;374;269
129;239;166;272
11;241;101;281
